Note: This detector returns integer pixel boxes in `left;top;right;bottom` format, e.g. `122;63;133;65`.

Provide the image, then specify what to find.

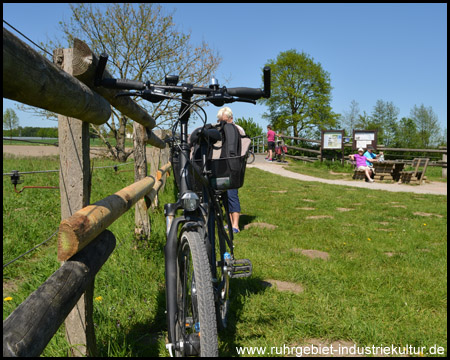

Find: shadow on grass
115;276;269;357
218;276;270;356
239;214;257;229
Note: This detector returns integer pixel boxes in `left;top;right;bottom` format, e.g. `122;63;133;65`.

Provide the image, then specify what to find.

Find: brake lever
115;91;140;98
233;97;257;105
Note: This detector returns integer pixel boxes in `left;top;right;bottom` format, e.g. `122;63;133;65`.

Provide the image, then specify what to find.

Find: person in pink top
349;148;374;182
266;125;277;161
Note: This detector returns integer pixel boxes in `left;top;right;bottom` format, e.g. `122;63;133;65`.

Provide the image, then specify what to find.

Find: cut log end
57;227;78;261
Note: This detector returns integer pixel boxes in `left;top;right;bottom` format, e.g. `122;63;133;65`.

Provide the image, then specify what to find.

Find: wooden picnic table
372;160;405;181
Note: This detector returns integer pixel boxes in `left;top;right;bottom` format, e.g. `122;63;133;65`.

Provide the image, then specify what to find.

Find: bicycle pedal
230;258;252;278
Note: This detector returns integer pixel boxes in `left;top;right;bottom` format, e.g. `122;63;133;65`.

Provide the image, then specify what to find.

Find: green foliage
340;100;445;149
3;126;59;138
410;104;442;148
370;100;400;146
261;49;339;138
3;108;19;132
234;117;263;139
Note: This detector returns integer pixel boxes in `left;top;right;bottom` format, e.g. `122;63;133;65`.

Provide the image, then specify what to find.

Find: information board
352;130;377;150
322;131;343;149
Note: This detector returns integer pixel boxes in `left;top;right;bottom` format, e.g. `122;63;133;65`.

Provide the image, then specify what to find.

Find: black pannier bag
171;123;251;192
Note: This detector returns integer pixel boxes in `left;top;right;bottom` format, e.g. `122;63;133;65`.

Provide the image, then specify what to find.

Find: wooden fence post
133;122;151;239
159;130;171;193
54;47;96;357
149;131;162;208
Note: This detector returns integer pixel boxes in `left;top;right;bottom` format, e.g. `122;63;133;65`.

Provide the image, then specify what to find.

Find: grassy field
3;154;447;356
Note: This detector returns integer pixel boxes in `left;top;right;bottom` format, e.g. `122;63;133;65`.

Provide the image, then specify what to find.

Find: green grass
3;155;447;356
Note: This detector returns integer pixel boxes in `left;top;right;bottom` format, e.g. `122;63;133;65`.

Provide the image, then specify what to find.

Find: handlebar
95;53;270;105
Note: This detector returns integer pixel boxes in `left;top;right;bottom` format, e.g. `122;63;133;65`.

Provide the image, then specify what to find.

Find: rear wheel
175;230;218;357
247;150;255;164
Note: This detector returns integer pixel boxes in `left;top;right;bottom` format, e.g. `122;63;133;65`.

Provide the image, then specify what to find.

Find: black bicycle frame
164;90;215;349
163;91;236;350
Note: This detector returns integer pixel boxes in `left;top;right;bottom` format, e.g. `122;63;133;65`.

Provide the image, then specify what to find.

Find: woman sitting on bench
350;148;374;183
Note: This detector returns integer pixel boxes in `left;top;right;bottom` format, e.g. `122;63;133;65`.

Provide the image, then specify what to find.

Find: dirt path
248;154;447;196
3;144;153;159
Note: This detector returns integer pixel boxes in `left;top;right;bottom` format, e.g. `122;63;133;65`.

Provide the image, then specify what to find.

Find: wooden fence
3;28;172;356
251;135;447;177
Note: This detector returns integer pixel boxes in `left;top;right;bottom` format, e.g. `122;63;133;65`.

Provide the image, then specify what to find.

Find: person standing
217;107;244;233
266;125;276;161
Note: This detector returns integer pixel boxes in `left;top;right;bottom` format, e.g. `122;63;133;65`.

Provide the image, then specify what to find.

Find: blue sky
3;3;447;134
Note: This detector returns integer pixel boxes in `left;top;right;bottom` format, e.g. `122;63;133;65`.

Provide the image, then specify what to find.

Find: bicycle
246;148;256;164
96;54;270;357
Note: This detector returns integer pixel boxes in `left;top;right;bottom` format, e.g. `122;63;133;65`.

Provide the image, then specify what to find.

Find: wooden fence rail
3;28;111;125
3;230;116;357
3;163;170;357
3;30;173;356
3;28;164;149
58;162;171;261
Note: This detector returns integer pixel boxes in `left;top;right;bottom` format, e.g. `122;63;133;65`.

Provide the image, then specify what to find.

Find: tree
35;3;221;161
354;111;373;130
234;117;263;139
261;49;339;139
3;108;19;137
340;100;360;136
395;117;420;148
371;100;399;146
410;104;441;148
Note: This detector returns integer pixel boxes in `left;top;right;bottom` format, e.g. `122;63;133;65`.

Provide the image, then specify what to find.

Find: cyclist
217;106;244;233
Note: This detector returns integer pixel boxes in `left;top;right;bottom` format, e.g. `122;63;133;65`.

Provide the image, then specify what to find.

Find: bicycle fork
164;203;206;357
164;206;183;357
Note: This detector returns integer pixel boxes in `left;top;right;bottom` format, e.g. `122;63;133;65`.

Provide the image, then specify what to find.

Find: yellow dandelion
95;296;103;302
423;223;427;226
367;237;371;241
4;296;13;302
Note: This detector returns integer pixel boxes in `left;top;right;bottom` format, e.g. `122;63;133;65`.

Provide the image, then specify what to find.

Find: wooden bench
399;158;429;184
352;168;367;180
352;161;405;182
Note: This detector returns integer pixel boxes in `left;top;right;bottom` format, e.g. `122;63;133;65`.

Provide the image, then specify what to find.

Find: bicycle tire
176;230;218;357
247;151;255;164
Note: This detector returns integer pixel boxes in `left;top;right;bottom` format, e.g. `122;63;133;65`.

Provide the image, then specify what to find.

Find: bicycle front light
181;191;200;212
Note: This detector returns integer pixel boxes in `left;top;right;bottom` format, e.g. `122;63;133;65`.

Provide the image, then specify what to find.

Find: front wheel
175;230;218;357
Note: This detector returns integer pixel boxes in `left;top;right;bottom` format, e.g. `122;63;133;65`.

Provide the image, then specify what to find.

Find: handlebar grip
227;87;264;100
101;78;146;90
263;66;271;98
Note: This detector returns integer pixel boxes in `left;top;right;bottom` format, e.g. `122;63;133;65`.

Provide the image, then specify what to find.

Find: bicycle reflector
181;191;200;212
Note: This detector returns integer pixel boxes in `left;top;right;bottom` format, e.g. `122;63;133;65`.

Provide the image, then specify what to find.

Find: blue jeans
227;189;241;213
